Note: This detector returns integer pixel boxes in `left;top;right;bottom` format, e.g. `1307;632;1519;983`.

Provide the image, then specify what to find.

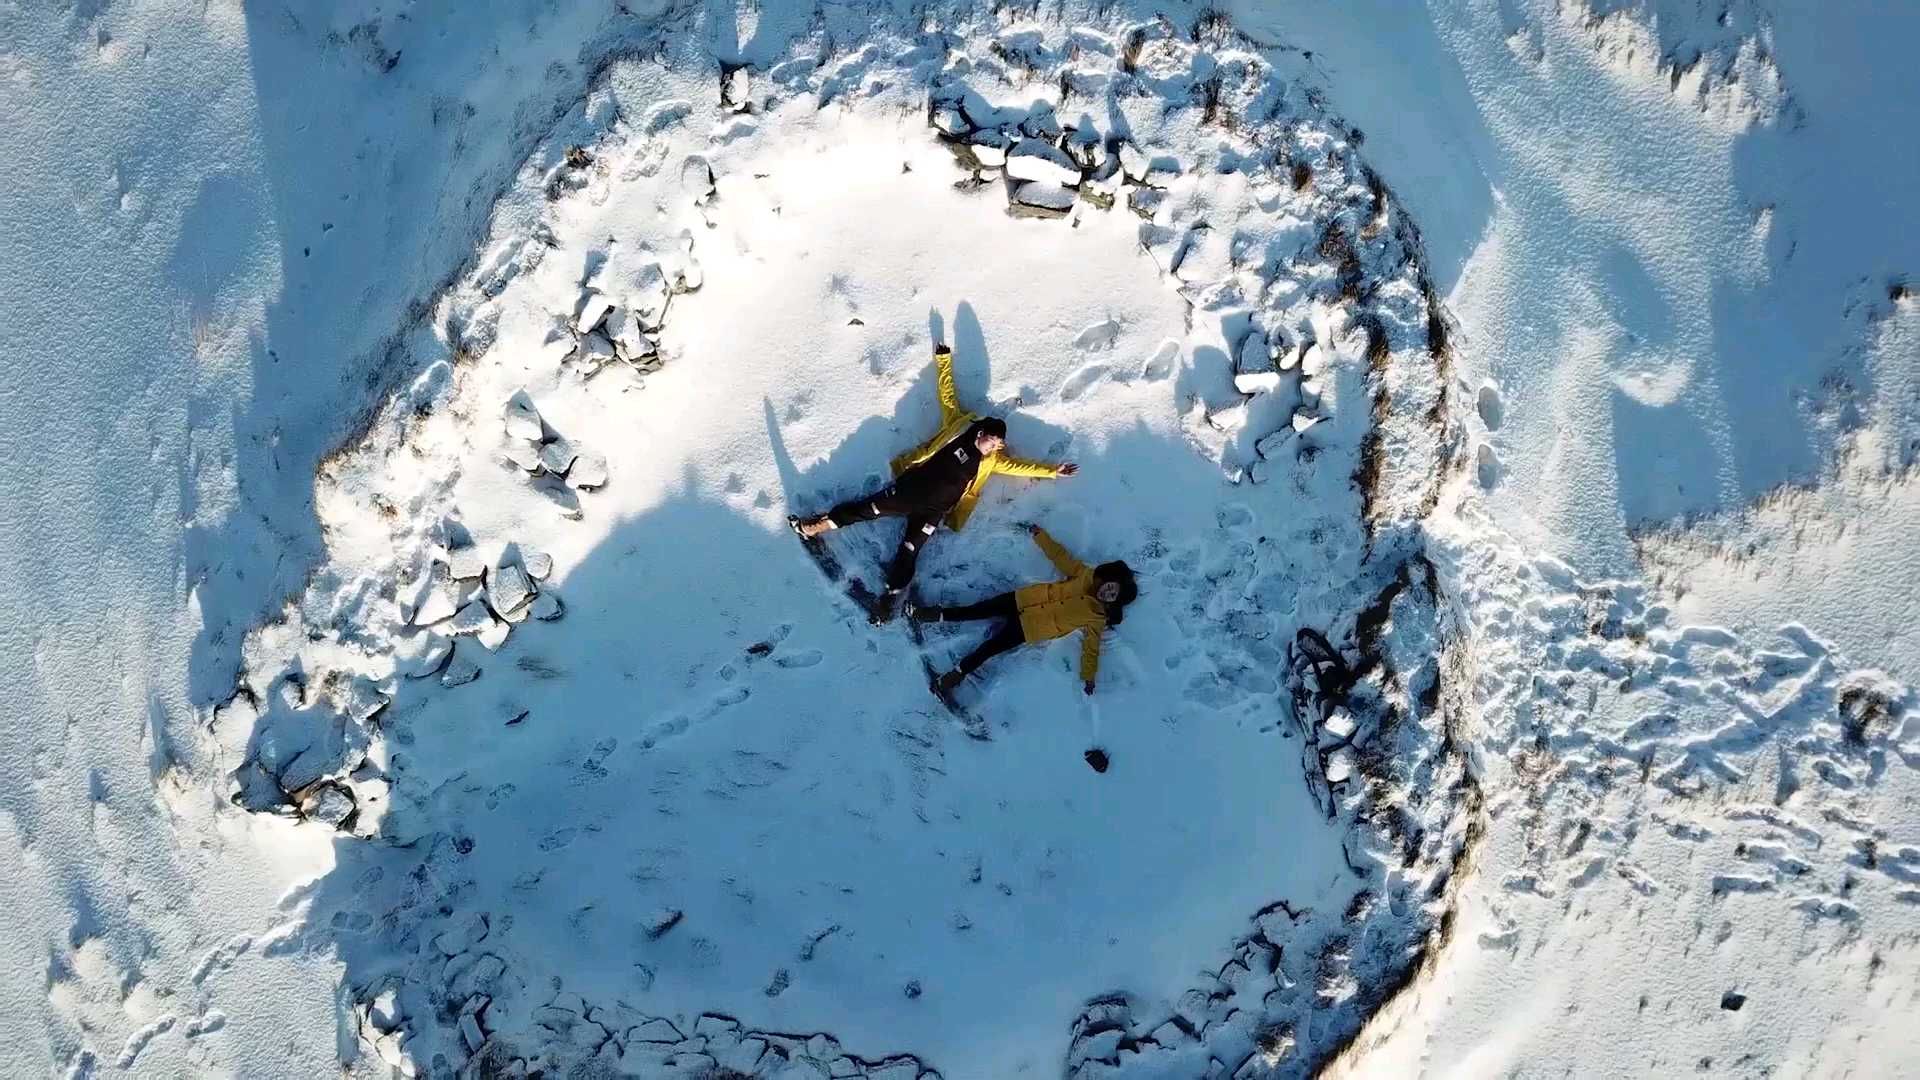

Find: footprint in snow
1074;316;1122;350
1059;363;1110;402
1141;340;1179;382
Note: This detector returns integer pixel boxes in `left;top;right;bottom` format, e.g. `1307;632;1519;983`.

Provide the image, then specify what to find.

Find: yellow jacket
1013;528;1108;684
889;348;1065;530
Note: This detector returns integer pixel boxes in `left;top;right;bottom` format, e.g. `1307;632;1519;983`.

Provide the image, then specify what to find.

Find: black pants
824;486;951;590
940;592;1027;675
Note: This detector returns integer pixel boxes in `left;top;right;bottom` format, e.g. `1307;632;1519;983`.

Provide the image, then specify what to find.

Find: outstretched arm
1027;525;1087;577
994;454;1073;480
1079;628;1102;691
934;347;961;418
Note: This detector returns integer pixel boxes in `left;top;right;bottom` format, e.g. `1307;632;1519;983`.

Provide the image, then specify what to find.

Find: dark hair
1094;561;1138;626
972;416;1007;440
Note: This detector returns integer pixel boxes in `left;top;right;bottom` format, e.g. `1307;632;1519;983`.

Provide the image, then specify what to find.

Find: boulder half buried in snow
1006;139;1081;186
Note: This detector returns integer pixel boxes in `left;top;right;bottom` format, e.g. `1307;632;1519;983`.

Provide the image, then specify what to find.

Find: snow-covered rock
486;564;533;615
440;646;482;688
503;393;545;441
970;142;1006;167
538;438;579;475
299;781;355;828
1299;342;1326;377
933;106;969;136
502;441;543;472
449;601;496;635
1291;411;1323;434
1234;371;1282;395
476;618;511;651
530;591;564;621
565;452;608;490
446;546;488;581
1012;181;1075;212
1006;139;1081;186
399;633;452;677
1255;428;1294;460
522;551;553;580
575;291;615;334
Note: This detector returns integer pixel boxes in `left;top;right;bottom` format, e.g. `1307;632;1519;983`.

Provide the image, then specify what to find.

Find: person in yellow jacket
908;524;1137;695
793;345;1078;594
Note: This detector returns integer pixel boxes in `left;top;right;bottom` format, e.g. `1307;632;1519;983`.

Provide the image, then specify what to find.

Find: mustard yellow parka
1013;527;1109;685
889;348;1066;530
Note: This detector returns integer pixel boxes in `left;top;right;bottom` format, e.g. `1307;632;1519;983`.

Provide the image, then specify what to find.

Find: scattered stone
764;969;790;997
434;912;490;955
576;291;615;334
1721;990;1746;1011
644;907;684;939
1300;342;1326;377
299;781;356;828
932;106;969;136
1255;429;1294;460
502;441;543;472
721;1037;767;1074
723;67;751;112
459;1011;485;1053
565;453;608;490
903;980;922;1000
476;618;511;652
1207;402;1249;433
399;626;451;668
508;555;548;586
1070;1027;1124;1066
1006;139;1081;186
576;331;617;371
1012;181;1075;213
446;546;488;581
441;645;482;687
503;393;545;441
1234;371;1282;395
530;591;564;621
534;477;583;519
537;438;578;475
372;1029;409;1071
449;601;496;635
629;1018;682;1043
631;267;672;329
1151;1020;1195;1047
866;1058;920;1080
1239;332;1270;373
486;564;533;616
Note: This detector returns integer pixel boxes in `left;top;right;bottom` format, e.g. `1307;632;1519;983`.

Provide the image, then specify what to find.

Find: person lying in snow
908;524;1136;695
793;345;1077;594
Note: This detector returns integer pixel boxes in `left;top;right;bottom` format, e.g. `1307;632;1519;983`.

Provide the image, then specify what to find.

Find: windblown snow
3;1;1916;1079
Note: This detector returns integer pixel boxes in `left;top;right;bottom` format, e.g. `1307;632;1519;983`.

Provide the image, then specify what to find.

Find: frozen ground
1;1;1914;1078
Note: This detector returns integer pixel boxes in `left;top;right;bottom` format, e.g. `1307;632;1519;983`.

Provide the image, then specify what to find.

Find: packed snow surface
3;1;1916;1078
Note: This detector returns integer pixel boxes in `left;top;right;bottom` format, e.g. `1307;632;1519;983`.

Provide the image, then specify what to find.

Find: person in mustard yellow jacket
793;345;1078;594
908;524;1137;695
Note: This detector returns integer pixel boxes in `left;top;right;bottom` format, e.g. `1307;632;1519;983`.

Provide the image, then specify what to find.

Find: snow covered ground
1;1;1914;1078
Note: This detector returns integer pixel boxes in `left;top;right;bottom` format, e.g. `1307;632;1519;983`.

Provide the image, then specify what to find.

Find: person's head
972;417;1007;456
1093;561;1138;624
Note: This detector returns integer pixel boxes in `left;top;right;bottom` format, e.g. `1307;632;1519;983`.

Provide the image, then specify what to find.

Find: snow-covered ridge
211;7;1477;1079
